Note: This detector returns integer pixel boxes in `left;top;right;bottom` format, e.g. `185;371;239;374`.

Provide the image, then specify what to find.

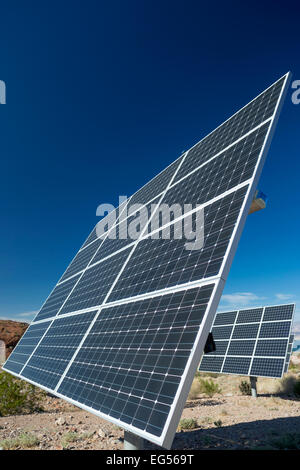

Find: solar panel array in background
199;304;294;378
3;73;290;448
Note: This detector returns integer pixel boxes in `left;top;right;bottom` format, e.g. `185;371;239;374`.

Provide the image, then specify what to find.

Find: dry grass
199;416;213;426
0;432;39;450
61;431;95;449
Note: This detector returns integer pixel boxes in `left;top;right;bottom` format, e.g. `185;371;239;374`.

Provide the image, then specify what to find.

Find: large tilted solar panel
3;73;290;448
199;304;295;378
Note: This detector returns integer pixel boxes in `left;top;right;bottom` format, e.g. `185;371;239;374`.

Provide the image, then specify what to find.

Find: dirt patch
0;387;300;450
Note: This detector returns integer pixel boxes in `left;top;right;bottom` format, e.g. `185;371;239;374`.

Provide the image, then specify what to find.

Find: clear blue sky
0;1;299;323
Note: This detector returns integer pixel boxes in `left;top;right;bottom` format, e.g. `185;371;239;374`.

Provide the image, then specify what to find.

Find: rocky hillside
0;320;29;358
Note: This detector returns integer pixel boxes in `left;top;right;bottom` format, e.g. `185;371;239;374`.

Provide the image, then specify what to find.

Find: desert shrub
0;371;45;416
214;419;222;427
188;378;202;399
278;375;297;395
178;418;198;430
293;379;300;397
288;360;300;372
198;378;222;397
239;380;251;396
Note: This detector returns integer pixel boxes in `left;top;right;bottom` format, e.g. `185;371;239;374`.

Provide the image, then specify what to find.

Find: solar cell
199;304;295;379
214;312;237;325
263;305;294;322
250;358;285;378
236;308;263;323
3;73;291;448
223;356;251;375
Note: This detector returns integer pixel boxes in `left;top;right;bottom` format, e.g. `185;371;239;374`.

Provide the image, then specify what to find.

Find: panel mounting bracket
248;189;267;214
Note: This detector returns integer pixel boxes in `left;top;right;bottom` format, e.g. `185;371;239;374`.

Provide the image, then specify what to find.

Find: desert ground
0;354;300;450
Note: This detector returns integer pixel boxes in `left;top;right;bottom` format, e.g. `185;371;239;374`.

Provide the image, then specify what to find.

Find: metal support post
250;376;257;398
124;431;144;450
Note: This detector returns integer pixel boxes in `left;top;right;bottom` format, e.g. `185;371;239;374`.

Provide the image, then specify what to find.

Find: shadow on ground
145;415;300;450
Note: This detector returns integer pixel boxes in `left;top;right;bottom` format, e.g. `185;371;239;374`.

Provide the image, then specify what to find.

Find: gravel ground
0;392;299;450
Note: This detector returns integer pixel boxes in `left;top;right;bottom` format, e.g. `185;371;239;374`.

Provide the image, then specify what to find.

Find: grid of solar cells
91;197;160;264
227;340;255;356
199;355;224;372
208;340;228;355
80;202;128;250
254;339;287;357
162;123;268;212
232;323;260;339
129;157;184;207
223;357;252;375
263;305;294;322
21;311;97;389
199;304;294;378
3;322;51;374
3;74;290;447
32;275;81;322
60;237;104;282
250;358;285;378
259;321;291;338
108;186;248;302
175;77;285;182
59;247;131;315
214;311;237;325
211;325;233;340
236;308;263;323
58;285;214;437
